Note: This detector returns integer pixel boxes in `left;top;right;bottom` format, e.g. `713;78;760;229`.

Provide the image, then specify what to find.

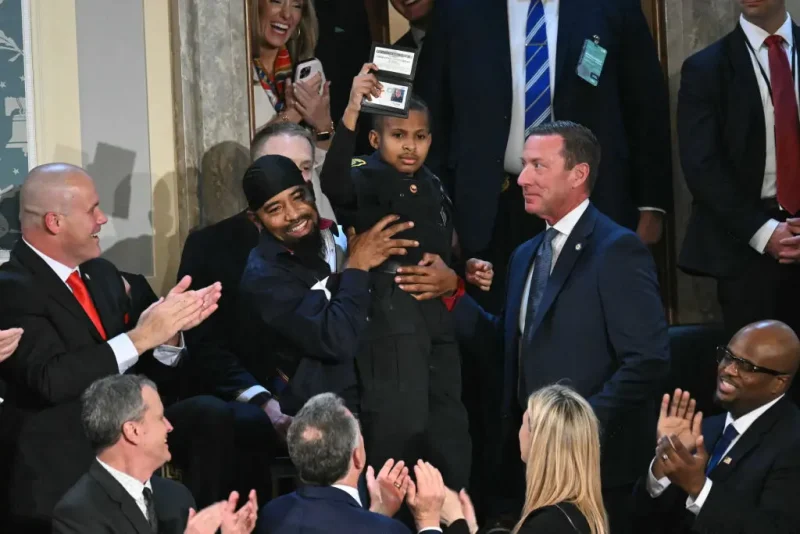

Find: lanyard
743;36;797;104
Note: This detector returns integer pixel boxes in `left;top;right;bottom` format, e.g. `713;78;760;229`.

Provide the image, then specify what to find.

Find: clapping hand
654;434;709;499
653;389;703;478
367;459;409;517
292;73;333;133
406;461;446;531
0;327;23;362
778;218;800;264
221;490;258;534
441;489;479;534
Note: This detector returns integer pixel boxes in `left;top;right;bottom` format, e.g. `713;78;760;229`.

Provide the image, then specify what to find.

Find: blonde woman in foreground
513;385;608;534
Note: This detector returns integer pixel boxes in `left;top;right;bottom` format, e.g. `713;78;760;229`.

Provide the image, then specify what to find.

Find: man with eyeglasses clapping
633;320;800;534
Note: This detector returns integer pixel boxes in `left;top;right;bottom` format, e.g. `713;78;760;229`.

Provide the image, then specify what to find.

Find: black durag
242;154;325;265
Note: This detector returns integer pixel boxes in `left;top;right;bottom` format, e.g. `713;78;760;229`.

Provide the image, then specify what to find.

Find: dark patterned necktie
142;487;158;533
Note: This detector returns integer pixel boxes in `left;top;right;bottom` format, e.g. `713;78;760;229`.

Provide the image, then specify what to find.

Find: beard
287;223;324;264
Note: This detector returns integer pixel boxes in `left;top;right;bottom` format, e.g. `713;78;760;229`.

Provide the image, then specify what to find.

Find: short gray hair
250;122;315;163
287;393;359;486
81;375;157;453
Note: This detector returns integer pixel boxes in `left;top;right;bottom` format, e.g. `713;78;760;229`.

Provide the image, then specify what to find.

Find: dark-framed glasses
716;346;788;376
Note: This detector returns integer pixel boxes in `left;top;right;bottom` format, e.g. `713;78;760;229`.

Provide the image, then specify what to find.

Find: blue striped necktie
525;0;552;135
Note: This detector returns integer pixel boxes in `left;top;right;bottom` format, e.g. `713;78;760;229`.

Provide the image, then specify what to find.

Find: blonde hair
251;0;319;63
514;385;608;534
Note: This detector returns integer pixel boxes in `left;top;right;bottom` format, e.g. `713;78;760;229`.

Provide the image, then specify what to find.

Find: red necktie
766;35;800;215
66;271;108;340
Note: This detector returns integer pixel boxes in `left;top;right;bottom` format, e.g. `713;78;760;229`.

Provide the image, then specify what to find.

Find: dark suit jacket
257;485;469;534
677;23;800;278
0;241;179;523
518;502;592;534
52;460;195;534
177;212;263;401
416;0;672;254
453;204;670;487
632;397;800;534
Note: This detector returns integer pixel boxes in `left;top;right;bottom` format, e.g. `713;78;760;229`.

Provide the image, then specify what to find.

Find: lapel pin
723;457;732;465
575;243;582;251
85;273;91;280
409;184;418;194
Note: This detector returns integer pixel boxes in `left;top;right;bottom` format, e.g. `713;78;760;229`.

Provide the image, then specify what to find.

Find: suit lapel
81;262;125;339
708;398;790;481
527;205;596;337
554;0;579;94
728;24;766;137
89;460;153;534
13;241;104;341
497;0;513;89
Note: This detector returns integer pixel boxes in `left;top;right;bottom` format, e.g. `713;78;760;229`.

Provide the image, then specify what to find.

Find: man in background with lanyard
677;0;800;408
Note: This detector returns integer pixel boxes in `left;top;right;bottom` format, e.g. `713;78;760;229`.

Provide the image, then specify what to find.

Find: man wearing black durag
234;155;418;417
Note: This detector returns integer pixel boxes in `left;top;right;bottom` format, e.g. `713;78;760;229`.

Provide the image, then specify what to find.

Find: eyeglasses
716;346;788;376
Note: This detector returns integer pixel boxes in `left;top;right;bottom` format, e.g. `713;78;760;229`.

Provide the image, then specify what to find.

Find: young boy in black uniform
319;63;473;491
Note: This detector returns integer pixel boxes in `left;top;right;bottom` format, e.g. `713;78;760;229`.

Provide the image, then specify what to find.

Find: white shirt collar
739;13;794;51
22;237;78;283
548;198;590;238
97;458;152;497
331;484;362;507
725;394;785;436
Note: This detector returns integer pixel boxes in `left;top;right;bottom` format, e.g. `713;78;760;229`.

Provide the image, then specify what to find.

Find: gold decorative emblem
351;158;367;168
501;176;510;193
410;184;418;194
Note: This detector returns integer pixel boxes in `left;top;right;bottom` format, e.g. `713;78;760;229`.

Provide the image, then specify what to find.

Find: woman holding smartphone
250;0;334;151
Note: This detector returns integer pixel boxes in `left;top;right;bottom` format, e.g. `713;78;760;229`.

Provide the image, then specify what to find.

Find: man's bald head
716;320;800;418
18;163;107;268
730;320;800;378
20;163;92;229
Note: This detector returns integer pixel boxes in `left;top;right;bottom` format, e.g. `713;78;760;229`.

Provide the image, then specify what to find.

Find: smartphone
294;58;326;94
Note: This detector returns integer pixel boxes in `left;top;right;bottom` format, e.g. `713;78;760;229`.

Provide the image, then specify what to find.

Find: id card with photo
361;80;412;118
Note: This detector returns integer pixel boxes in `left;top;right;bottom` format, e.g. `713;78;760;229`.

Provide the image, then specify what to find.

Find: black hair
371;94;431;133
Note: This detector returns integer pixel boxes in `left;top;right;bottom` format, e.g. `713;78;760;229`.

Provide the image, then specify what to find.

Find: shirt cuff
153;332;185;367
645;458;671;497
419;529;443;533
638;207;667;214
749;218;780;254
237;385;271;403
685;478;712;515
442;277;466;312
108;334;139;373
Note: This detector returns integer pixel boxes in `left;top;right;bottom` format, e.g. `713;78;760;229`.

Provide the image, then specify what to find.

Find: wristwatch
315;121;336;141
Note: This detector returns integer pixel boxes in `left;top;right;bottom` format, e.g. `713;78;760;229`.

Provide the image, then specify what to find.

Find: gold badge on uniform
723;457;732;465
410;184;418;194
351;158;367;168
501;176;510;193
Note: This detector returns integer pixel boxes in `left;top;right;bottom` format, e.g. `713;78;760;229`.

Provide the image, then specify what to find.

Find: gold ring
661;454;668;461
393;481;402;489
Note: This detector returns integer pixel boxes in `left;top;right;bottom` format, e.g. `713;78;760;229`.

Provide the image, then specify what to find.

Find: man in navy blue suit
448;122;670;533
258;393;470;534
416;0;672;311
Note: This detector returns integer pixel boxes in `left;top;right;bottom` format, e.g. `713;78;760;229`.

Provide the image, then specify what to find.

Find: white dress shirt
739;14;798;254
519;199;589;331
22;239;184;373
505;0;559;176
646;394;785;514
97;458;154;520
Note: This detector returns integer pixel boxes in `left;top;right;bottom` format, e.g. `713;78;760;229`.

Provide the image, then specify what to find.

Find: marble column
170;0;251;242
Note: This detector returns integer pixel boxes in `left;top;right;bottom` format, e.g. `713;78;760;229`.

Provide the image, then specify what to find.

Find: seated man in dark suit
258;392;469;534
54;374;257;534
0;163;227;531
633;320;800;534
